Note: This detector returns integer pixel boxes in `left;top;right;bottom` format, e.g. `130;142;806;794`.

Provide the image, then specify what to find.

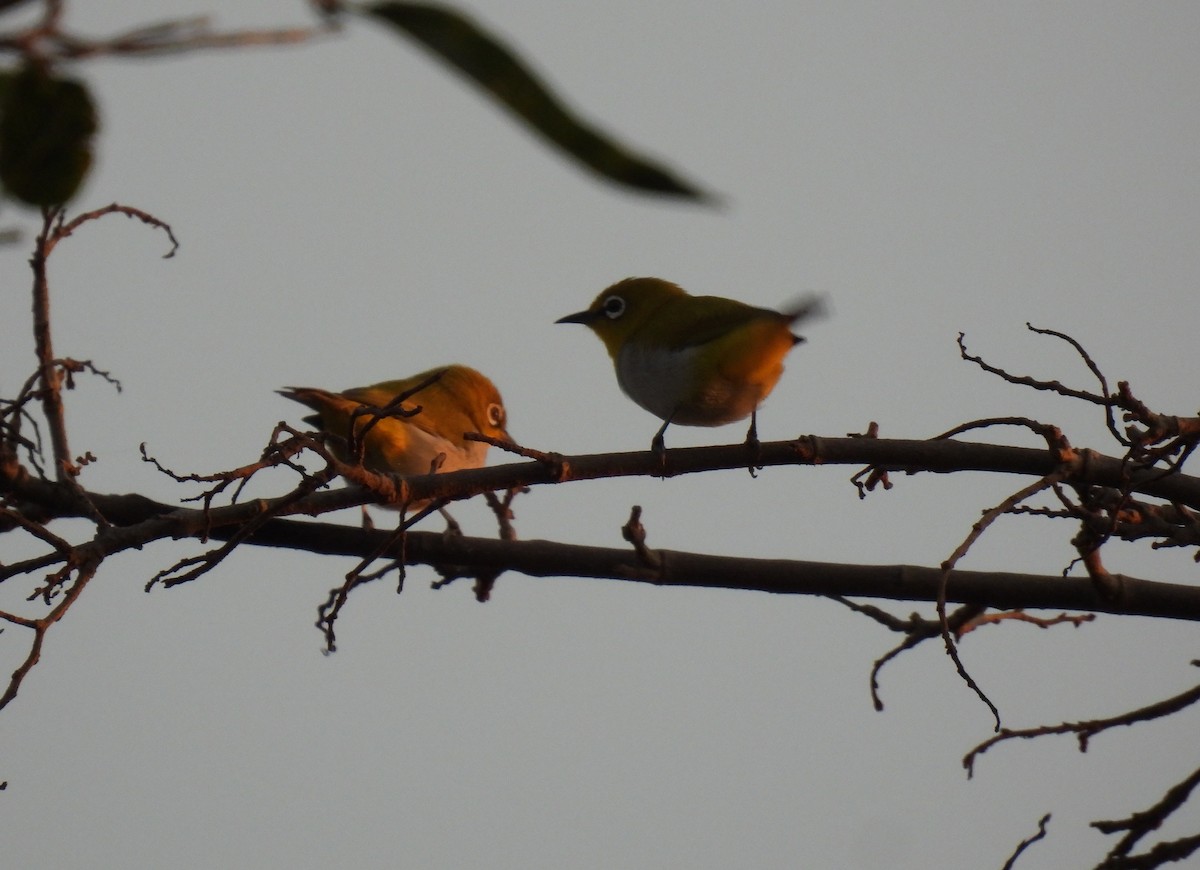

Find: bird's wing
344;378;479;444
653;296;788;351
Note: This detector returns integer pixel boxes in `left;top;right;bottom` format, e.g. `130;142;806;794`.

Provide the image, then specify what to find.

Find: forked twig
963;674;1200;778
1092;764;1200;867
939;472;1067;730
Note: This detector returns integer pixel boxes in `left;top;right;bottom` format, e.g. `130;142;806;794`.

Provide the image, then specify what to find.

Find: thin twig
1092;764;1200;864
957;331;1114;409
1025;323;1122;443
0;13;338;61
0;557;98;712
47;203;179;258
957;610;1095;636
964;677;1200;778
1002;813;1051;870
940;473;1065;730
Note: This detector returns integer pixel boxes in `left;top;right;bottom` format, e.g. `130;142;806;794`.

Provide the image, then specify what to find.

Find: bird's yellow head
429;365;510;444
555;277;686;359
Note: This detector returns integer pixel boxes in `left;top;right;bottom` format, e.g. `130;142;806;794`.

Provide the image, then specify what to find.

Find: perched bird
557;277;821;453
279;364;508;484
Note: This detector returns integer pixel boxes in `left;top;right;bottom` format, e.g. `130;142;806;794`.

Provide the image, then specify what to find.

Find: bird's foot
651;418;673;477
745;416;763;477
651;432;668;477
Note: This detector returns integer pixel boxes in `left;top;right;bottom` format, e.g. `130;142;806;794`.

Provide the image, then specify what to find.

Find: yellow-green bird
557;277;821;452
278;365;509;480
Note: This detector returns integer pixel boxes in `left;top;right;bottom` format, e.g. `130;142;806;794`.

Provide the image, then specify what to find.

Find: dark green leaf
0;65;98;206
363;2;712;202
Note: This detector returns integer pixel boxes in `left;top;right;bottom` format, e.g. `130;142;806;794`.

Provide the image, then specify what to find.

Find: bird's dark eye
602;295;626;319
487;403;505;428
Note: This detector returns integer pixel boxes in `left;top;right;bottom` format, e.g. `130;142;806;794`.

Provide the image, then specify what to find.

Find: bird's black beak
555;309;597;325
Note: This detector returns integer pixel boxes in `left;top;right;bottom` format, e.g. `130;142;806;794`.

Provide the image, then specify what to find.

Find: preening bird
279;364;508;491
557;277;821;453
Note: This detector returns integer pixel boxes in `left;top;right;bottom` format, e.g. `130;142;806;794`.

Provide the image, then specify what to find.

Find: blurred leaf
0;65;98;206
362;2;712;202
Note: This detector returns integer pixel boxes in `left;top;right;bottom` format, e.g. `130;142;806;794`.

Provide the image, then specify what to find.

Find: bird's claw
650;432;668;476
745;415;763;477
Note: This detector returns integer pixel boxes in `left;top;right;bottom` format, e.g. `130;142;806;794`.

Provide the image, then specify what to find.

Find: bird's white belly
615;343;759;426
399;423;486;475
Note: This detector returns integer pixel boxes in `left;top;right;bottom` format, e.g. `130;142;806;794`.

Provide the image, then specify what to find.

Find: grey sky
3;2;1200;868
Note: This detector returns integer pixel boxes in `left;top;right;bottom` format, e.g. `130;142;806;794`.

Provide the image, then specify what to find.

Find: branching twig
1025;323;1122;443
470;487;525;602
0;12;337;62
829;597;987;712
1092;764;1200;868
957;610;1094;636
961;327;1200;484
0;556;98;712
146;469;334;590
940;473;1066;730
316;501;448;651
848;421;891;497
1093;834;1200;870
141;426;324;522
957;330;1115;411
344;369;445;463
964;675;1200;777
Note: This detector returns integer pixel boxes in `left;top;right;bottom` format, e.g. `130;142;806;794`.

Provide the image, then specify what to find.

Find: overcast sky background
3;2;1200;868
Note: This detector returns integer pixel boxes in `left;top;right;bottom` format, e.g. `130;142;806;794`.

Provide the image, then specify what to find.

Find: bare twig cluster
963;670;1200;868
0;1;335;64
829;326;1200;867
1;205;177;709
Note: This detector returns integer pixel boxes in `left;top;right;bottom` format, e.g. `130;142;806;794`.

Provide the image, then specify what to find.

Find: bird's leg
360;506;376;529
651;415;672;476
744;409;763;477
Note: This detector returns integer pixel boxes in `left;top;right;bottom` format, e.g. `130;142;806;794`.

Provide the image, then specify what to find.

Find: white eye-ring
487;403;505;428
602;295;626;319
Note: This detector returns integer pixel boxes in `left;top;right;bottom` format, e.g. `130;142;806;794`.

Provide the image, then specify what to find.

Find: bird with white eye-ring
279;364;509;513
557;277;823;466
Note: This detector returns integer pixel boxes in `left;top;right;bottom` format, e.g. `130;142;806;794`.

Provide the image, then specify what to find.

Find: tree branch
963;677;1200;778
5;436;1200;620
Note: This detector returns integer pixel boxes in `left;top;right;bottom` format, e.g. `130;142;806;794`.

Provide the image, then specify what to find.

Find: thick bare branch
12;435;1200;521
6;437;1200;620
